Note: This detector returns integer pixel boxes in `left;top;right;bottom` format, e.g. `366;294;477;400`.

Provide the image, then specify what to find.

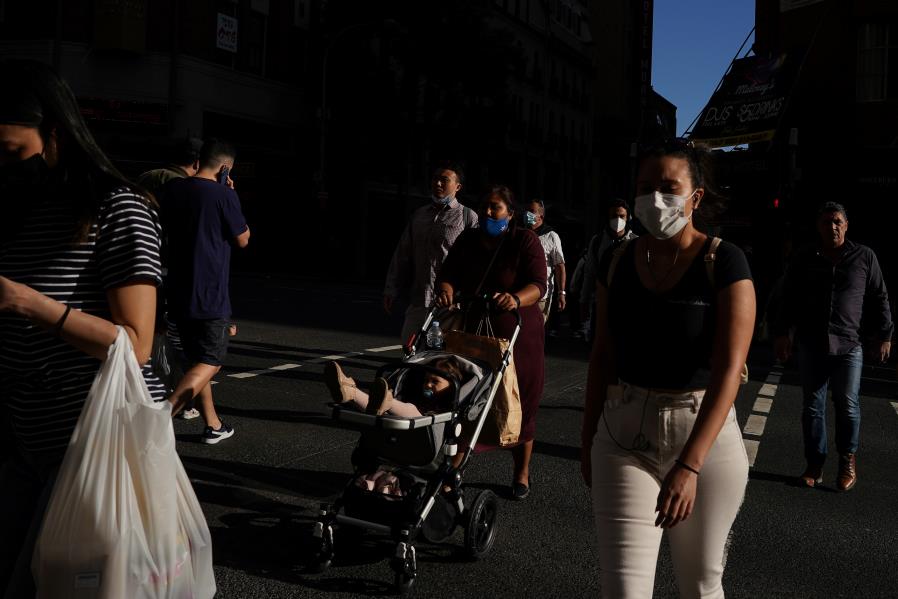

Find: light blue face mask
481;216;510;237
524;211;538;226
432;194;454;206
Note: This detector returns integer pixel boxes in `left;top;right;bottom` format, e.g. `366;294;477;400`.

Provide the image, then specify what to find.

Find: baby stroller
310;298;521;595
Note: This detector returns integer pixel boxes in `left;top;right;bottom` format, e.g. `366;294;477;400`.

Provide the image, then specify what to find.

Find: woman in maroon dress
436;185;547;499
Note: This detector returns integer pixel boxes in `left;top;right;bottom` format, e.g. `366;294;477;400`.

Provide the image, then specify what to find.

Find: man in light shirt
383;162;478;342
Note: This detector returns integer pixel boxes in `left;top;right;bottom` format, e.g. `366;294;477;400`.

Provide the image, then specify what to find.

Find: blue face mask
524;211;538;226
481;216;510;237
432;194;454;206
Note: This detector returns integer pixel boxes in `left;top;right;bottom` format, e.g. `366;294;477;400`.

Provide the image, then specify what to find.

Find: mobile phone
218;166;230;185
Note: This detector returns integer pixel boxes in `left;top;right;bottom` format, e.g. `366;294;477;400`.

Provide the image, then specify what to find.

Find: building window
857;22;898;102
243;9;267;75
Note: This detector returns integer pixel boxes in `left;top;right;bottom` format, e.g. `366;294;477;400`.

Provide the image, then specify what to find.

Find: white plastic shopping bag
33;327;216;598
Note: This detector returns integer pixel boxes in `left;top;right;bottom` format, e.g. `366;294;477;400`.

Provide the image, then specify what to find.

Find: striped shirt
383;199;478;308
0;186;165;459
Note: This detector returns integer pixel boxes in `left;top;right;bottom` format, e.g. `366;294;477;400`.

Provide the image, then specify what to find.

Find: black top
161;177;248;319
773;240;893;355
598;237;752;390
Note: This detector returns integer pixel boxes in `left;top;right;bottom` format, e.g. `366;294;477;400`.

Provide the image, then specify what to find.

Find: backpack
605;236;749;385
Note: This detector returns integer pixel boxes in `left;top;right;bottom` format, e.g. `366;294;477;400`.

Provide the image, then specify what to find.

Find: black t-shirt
597;237;752;390
161;177;248;319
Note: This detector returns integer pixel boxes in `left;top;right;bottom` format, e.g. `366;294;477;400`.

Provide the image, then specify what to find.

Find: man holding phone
161;138;250;444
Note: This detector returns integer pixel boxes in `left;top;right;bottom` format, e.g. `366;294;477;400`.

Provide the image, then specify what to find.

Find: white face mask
609;217;626;233
634;190;695;239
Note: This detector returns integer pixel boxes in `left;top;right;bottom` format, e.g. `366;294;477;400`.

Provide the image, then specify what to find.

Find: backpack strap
703;236;748;384
704;236;722;289
605;237;635;289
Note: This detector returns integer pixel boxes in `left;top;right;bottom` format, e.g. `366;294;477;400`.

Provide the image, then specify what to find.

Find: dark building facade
751;0;898;283
1;0;653;280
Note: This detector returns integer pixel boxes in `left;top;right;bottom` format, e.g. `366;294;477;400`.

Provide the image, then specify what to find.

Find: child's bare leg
384;399;423;418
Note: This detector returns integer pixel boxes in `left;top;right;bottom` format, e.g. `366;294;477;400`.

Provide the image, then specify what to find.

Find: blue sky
652;1;756;136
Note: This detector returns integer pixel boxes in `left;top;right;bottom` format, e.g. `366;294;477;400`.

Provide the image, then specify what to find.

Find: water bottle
425;321;444;350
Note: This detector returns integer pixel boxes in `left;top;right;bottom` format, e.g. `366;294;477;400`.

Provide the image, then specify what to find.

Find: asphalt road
171;273;898;598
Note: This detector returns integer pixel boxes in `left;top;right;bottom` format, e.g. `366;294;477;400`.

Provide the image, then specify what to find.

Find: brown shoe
366;377;394;415
324;361;357;404
798;462;824;488
837;453;857;491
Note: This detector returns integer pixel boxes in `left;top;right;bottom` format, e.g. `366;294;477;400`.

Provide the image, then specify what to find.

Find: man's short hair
608;198;630;215
432;160;464;185
171;137;202;166
816;201;847;220
199;138;236;170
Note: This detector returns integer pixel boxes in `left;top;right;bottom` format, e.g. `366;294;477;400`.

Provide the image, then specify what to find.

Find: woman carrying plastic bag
0;61;209;597
33;328;215;598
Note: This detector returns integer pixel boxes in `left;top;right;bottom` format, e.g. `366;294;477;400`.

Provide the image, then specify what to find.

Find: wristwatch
560;291;567;295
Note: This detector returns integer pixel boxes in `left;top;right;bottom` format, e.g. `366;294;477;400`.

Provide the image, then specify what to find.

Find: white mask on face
634;190;695;239
609;217;626;233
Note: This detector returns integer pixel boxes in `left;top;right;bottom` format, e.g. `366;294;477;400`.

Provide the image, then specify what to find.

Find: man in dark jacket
774;202;892;491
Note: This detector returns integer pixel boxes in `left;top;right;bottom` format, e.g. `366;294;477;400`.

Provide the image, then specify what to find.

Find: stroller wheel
464;489;498;559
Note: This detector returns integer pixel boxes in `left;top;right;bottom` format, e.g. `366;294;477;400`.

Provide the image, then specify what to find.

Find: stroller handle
404;294;522;357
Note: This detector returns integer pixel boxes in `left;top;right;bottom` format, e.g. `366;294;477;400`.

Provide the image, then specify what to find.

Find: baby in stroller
324;357;462;417
324;357;465;496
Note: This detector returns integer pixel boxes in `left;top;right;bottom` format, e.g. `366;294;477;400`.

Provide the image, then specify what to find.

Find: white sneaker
176;408;201;420
201;422;235;445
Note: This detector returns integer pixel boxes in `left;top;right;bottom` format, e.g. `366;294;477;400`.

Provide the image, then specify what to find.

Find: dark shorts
174;318;230;367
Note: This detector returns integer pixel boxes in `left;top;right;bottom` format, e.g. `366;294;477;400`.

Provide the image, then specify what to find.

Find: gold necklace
645;233;684;287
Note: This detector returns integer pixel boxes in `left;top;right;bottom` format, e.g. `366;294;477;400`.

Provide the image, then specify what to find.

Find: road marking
758;384;777;397
365;345;403;353
765;373;781;384
743;414;767;436
891;402;898;417
743;439;760;467
752;397;773;414
228;363;303;379
311;351;364;364
229;370;265;379
269;363;302;371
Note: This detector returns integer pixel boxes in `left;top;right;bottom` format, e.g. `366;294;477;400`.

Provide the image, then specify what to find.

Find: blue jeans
797;343;863;463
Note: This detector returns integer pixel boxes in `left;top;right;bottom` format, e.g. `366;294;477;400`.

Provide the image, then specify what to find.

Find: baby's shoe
366;378;395;415
324;361;357;404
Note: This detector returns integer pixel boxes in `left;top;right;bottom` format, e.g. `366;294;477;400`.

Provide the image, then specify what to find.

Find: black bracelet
53;304;72;337
674;459;700;476
511;294;521;308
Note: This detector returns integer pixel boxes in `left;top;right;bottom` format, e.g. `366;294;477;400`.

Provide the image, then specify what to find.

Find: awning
690;53;798;148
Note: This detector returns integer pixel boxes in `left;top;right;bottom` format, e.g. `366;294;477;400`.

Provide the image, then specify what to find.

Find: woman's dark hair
1;59;153;241
637;138;724;227
432;357;463;384
481;184;518;232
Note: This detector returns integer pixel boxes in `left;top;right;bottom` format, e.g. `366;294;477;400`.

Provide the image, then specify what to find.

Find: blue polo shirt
162;177;247;319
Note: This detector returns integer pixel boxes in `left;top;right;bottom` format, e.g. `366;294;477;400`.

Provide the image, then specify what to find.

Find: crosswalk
219;344;403;382
742;366;783;467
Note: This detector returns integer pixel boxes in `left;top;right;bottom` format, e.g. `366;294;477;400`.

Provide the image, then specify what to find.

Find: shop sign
79;97;168;126
691;53;797;148
217;13;238;53
780;0;824;12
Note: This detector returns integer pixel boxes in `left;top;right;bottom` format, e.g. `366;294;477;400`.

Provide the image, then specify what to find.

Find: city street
173;274;898;599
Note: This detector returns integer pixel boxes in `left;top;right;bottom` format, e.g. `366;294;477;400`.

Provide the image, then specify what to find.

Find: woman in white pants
581;138;755;599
